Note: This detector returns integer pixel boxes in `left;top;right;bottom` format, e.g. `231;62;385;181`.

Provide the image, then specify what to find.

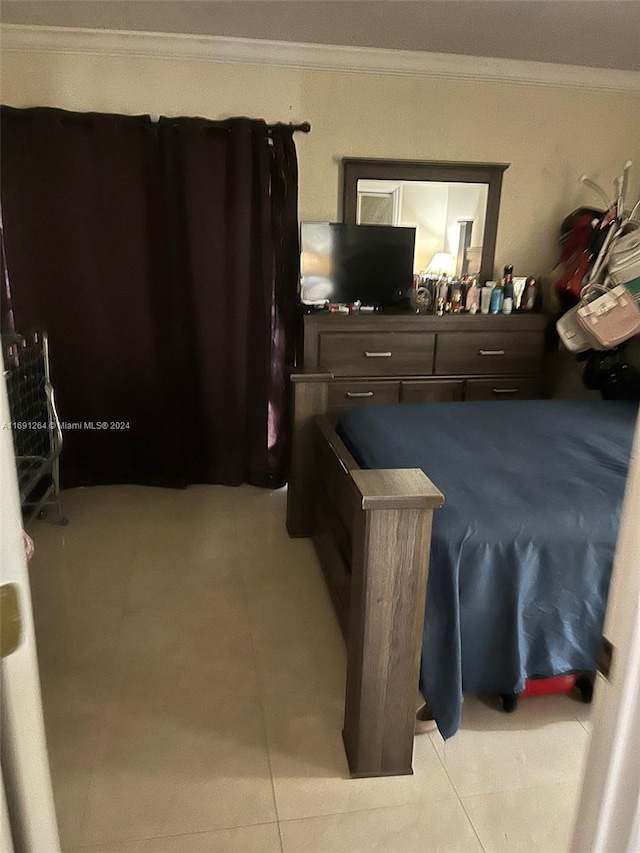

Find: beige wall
2;48;640;282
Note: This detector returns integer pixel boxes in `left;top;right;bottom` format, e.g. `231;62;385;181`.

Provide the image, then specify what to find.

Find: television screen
300;222;416;308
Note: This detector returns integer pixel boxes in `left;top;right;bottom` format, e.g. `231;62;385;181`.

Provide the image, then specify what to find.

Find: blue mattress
336;399;637;738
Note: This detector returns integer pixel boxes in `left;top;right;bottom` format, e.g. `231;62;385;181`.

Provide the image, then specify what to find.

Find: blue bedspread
336;400;637;738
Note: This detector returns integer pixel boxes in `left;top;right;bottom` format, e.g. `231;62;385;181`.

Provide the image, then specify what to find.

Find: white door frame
0;371;60;852
1;771;15;853
356;180;403;225
571;410;640;852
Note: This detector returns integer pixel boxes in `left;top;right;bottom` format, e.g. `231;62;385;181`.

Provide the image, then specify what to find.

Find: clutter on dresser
410;266;539;317
299;220;539;317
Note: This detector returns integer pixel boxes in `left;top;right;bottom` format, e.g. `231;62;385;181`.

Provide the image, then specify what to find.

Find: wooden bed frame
286;370;444;778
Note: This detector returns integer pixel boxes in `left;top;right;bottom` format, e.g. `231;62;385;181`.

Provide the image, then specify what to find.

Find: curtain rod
20;108;312;134
270;121;311;134
20;107;312;134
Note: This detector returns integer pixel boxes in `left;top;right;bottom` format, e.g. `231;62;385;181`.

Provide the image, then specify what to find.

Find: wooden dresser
287;311;549;536
303;311;548;407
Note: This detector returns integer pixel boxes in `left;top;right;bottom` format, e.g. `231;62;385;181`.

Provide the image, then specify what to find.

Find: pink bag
576;284;640;349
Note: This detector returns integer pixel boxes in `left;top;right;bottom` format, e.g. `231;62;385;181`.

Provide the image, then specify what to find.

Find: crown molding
2;24;639;93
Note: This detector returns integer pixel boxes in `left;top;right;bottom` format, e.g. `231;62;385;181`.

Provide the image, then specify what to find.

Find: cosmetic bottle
438;275;450;304
513;277;526;310
502;265;514;314
521;276;539;311
465;277;480;312
489;279;504;314
450;279;463;313
481;282;495;314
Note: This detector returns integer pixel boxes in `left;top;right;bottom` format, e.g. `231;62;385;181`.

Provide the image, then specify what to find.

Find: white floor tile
44;700;105;849
231;484;287;519
279;801;483;853
29;495;138;711
429;696;589;798
82;695;276;845
242;541;347;699
28;485;596;853
263;690;457;822
462;781;580;852
569;697;593;732
66;822;282;852
133;496;236;563
110;585;260;708
126;544;244;614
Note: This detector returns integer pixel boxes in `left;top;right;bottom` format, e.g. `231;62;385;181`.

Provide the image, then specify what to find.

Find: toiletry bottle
459;275;470;307
521;276;538;311
489;278;504;314
502;265;514;314
465;277;480;312
450;279;463;313
481;282;495;314
438;275;449;304
513;277;526;310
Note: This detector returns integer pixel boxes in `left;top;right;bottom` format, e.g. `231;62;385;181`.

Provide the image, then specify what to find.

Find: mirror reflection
356;179;489;278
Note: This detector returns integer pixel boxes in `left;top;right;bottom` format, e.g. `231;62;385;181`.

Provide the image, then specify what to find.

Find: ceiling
1;1;639;73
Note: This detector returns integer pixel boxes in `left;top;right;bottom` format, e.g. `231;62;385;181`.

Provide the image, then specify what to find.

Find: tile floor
28;485;592;852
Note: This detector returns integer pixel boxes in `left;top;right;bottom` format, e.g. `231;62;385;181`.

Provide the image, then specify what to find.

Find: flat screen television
299;222;416;308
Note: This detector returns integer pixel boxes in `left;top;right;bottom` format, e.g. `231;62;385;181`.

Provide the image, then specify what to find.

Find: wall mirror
342;159;509;286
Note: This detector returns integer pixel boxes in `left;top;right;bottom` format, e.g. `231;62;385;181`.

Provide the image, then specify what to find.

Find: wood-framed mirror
342;159;509;287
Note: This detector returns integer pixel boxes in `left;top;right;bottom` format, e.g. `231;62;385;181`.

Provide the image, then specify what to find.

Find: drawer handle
364;351;392;358
492;388;519;395
346;391;374;398
478;349;506;357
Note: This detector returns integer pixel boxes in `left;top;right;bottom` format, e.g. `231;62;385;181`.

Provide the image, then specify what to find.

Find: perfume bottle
437;275;450;304
465;277;480;312
450;279;463;313
521;276;539;311
481;282;495;314
502;266;514;315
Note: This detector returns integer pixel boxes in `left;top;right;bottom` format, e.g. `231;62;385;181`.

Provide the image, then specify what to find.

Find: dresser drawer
328;380;400;412
465;378;543;400
319;332;435;377
435;331;544;375
401;380;464;403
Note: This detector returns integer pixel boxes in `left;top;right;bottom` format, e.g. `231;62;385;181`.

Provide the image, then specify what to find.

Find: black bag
582;346;640;400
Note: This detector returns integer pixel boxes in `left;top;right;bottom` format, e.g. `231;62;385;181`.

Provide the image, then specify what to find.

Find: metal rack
2;330;67;527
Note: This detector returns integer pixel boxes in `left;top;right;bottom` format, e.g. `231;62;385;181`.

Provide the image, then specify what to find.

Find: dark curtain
0;106;301;489
159;116;300;487
0;106;183;487
1;207;16;334
268;125;303;484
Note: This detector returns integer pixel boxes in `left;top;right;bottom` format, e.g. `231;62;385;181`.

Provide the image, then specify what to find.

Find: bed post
287;379;444;778
286;370;332;537
343;469;443;778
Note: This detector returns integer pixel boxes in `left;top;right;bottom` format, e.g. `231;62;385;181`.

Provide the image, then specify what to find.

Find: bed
286;375;637;778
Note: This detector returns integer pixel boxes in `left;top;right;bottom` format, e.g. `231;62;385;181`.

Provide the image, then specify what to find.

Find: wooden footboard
287;372;444;778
